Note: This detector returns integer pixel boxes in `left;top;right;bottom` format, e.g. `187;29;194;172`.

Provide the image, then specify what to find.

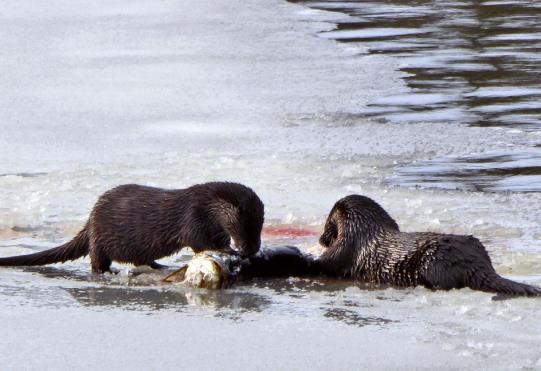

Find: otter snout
232;238;261;258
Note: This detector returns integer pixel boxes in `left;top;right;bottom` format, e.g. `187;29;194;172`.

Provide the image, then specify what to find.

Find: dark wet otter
318;195;541;296
0;182;264;273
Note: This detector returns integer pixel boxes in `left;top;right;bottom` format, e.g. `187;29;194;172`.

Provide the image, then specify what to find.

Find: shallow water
1;0;541;369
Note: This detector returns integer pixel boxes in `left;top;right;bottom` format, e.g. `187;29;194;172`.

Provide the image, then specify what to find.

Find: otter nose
236;239;260;258
230;233;260;257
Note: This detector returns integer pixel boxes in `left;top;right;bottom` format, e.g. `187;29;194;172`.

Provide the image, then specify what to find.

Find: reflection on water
291;0;541;192
22;266;95;281
66;286;272;317
389;147;541;192
9;265;399;328
324;308;394;327
293;0;541;128
21;265;274;316
67;287;190;311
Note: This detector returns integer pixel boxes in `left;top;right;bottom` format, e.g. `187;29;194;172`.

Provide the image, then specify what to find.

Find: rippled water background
293;0;541;192
1;0;541;369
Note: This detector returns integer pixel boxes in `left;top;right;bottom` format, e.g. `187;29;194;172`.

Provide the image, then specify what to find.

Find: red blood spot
262;226;318;238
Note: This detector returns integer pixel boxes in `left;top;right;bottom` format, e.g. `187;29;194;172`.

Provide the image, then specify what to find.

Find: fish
162;251;242;289
162;246;318;289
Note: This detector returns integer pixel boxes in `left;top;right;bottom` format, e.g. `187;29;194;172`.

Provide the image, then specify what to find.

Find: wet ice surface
292;0;541;192
2;246;541;370
1;0;541;369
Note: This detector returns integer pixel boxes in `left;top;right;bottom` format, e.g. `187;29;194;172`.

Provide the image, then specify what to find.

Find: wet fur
0;182;264;273
318;195;541;296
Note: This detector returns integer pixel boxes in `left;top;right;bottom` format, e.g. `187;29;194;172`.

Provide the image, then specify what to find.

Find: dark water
388;147;541;192
291;0;541;192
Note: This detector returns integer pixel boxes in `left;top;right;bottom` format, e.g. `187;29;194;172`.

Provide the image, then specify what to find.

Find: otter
0;182;264;273
318;195;541;296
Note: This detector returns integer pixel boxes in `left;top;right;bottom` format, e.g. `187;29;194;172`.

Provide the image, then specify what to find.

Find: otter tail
470;272;541;297
0;229;89;267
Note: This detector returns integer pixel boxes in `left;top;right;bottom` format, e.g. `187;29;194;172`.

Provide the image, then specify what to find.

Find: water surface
1;0;541;369
291;0;541;192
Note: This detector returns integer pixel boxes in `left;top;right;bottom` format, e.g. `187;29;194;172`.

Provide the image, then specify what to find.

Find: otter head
319;203;340;248
213;184;264;258
319;195;399;275
231;196;264;257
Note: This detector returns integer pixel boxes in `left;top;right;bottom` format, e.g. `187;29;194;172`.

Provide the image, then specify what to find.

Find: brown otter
0;182;264;273
318;195;541;296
